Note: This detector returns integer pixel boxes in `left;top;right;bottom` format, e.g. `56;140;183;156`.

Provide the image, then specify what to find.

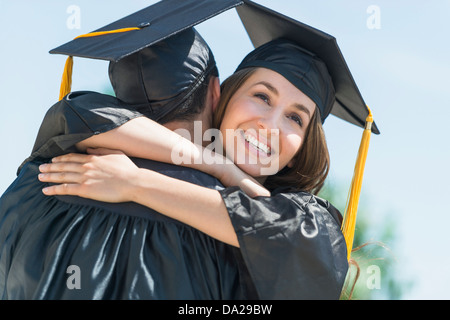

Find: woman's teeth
244;133;271;155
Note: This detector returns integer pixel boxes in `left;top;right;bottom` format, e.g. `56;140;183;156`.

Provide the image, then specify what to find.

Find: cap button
138;22;151;28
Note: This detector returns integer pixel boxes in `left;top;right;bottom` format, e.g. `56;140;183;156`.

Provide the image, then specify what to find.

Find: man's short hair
158;65;218;124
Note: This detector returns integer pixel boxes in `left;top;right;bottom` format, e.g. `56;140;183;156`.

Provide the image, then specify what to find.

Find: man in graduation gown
0;27;260;299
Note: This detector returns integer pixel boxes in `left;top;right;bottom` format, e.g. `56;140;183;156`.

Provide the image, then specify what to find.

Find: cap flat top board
50;0;242;62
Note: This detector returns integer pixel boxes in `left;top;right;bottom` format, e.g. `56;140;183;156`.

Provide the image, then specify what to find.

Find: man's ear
210;76;221;112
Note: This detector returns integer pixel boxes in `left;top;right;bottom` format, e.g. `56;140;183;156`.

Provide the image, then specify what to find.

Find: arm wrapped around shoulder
18;91;144;174
219;186;349;300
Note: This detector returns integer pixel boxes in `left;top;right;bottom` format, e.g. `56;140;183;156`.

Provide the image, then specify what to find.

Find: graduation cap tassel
341;107;373;261
59;56;73;100
58;27;141;100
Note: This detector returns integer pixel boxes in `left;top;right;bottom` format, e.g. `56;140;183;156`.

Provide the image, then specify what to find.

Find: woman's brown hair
213;67;330;195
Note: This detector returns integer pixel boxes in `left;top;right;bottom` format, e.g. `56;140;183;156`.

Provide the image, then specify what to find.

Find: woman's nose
256;112;281;149
256;108;281;132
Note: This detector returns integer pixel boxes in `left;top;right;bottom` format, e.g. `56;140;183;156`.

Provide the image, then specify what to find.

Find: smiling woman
214;67;328;191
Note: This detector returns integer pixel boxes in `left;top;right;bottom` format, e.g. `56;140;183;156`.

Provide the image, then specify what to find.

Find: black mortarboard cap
235;0;379;134
49;0;242;119
50;0;241;62
107;27;217;122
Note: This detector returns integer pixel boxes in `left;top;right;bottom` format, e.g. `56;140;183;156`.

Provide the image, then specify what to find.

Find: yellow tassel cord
58;27;141;100
59;56;74;100
341;107;374;261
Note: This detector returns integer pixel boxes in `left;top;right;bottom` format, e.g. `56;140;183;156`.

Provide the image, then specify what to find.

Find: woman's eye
254;93;270;104
287;114;303;127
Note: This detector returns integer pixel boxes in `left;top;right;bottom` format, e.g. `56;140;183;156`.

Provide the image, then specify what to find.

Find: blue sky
1;0;449;299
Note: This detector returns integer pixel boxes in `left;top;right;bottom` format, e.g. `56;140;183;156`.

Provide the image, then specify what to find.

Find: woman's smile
241;129;274;160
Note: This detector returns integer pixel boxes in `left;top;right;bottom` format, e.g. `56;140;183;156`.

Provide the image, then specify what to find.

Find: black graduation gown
0;91;348;299
0;159;258;299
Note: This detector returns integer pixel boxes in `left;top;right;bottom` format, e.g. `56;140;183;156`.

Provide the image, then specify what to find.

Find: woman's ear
287;159;295;168
287;150;301;168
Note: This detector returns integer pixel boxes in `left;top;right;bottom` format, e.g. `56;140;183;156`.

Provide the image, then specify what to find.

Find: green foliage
318;180;413;300
101;85;115;97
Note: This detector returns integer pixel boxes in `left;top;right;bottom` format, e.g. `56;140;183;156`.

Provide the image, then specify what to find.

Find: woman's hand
216;161;271;198
38;148;140;203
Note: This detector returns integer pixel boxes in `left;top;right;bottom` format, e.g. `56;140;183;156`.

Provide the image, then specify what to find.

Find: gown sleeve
18;91;146;174
218;186;349;300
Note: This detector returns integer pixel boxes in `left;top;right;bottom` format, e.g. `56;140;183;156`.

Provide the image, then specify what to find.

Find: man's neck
163;118;211;147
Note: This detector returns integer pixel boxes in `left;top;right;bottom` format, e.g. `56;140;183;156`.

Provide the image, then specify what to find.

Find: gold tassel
72;27;140;40
59;56;73;100
57;27;141;101
341;107;373;260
